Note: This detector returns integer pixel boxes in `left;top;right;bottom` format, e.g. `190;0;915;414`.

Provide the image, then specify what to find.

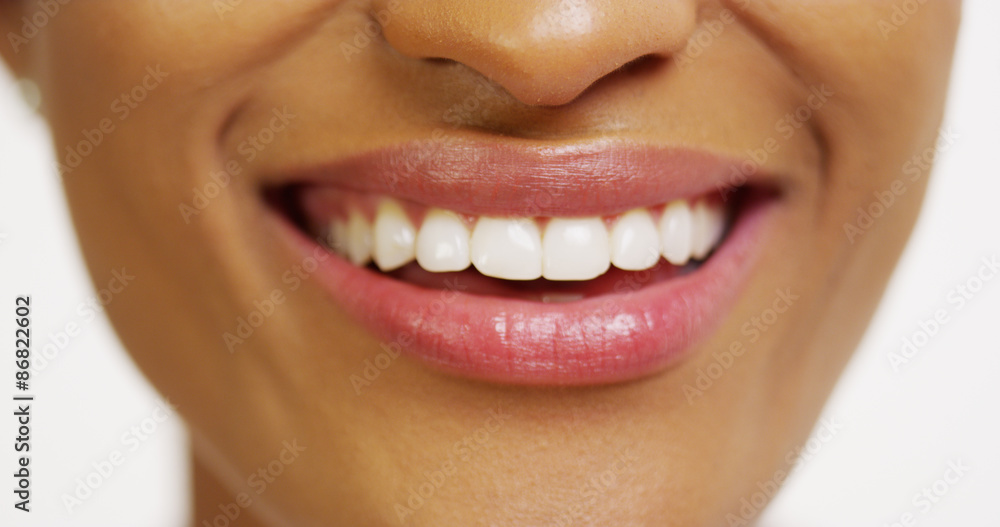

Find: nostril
616;54;668;77
422;57;461;69
549;54;669;106
377;0;697;107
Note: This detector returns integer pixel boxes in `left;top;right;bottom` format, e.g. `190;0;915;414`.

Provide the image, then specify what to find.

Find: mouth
265;140;783;385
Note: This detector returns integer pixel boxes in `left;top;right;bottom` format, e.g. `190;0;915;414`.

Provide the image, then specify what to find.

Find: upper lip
271;139;782;216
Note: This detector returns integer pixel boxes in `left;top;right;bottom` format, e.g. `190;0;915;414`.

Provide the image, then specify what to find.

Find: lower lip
275;195;777;385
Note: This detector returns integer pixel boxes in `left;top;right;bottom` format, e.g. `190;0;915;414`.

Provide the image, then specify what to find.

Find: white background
1;2;998;525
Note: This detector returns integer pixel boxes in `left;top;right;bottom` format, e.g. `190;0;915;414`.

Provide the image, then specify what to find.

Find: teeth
327;197;727;280
372;200;417;271
327;219;348;256
345;209;373;266
471;217;543;280
543;218;611;281
610;209;661;271
659;200;694;266
416;209;471;272
691;200;725;261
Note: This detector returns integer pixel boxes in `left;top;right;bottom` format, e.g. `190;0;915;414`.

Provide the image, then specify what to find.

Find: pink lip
269;141;781;385
279;139;777;217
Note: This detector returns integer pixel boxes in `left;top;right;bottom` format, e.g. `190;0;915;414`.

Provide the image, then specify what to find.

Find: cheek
739;1;959;225
37;1;337;139
724;0;960;149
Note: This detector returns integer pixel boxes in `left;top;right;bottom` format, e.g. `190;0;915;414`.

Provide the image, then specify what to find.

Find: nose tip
377;0;698;106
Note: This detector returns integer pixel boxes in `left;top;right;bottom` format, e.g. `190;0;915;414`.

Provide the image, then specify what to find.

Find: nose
375;0;698;106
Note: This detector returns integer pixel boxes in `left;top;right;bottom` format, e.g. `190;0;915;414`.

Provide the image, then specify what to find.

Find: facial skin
1;1;960;525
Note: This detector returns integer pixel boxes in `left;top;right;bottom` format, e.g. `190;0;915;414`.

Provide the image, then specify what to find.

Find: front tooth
416;209;471;272
610;209;661;271
345;209;372;266
659;200;693;266
543;218;610;281
372;200;416;271
471;217;542;280
691;200;726;260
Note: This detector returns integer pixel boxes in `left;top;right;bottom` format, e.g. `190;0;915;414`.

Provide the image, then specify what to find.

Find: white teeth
542;218;611;281
328;198;728;280
372;200;417;271
659;200;694;266
610;209;661;271
327;219;348;256
691;200;726;261
345;209;372;266
471;217;543;280
416;209;471;272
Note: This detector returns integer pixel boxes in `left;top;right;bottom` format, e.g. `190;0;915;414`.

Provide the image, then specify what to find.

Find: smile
267;140;784;384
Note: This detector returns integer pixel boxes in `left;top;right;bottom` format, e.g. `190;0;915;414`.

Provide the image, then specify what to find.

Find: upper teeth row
327;199;726;281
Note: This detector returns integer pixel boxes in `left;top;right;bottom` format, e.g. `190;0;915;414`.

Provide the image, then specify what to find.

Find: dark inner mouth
381;258;695;301
267;185;767;302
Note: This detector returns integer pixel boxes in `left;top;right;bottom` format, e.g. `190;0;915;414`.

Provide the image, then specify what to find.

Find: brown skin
1;1;960;525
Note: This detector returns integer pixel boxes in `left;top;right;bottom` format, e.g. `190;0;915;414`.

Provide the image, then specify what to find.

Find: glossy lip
267;140;783;385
